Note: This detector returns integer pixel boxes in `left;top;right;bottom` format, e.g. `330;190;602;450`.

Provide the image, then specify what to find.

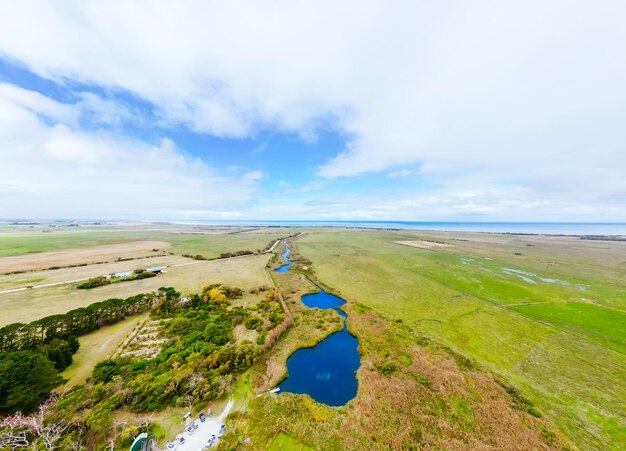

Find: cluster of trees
254;290;286;329
218;250;254;259
181;249;254;261
1;283;288;448
236;290;288;344
77;269;156;289
0;294;155;352
17;285;261;447
0;293;158;415
182;253;209;260
0;351;64;413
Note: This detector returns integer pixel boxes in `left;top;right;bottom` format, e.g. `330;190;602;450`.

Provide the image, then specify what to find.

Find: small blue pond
275;243;360;406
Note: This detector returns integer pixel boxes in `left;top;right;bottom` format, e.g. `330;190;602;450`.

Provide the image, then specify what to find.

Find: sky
0;1;625;221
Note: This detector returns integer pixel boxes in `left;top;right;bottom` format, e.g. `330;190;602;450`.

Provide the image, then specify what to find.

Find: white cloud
75;92;141;127
0;83;78;125
0;85;260;218
386;169;415;179
0;1;625;219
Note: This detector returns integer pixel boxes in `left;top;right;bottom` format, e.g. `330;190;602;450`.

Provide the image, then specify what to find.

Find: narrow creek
274;242;360;406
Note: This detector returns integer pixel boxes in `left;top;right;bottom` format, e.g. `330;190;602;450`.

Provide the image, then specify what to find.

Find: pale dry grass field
392;240;451;250
61;313;148;387
0;240;170;273
0;254;273;326
0;254;190;291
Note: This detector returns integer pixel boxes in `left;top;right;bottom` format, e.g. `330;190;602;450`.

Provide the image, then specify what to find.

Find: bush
244;315;264;331
376;362;398;377
412;374;432;387
92;359;124;384
77;276;110;289
256;333;267;345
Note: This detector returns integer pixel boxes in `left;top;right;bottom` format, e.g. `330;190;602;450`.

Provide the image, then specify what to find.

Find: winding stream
273;245;293;273
274;242;360;406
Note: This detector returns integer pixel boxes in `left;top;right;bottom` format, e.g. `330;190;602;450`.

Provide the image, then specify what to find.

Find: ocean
168;220;626;236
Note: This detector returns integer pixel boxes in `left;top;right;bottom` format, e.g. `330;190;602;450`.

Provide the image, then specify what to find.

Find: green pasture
297;230;626;450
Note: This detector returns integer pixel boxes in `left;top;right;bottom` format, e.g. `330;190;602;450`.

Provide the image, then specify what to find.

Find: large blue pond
276;244;360;406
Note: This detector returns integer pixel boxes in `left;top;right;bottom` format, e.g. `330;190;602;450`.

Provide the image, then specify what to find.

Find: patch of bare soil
392;240;451;250
0;241;170;273
234;323;259;343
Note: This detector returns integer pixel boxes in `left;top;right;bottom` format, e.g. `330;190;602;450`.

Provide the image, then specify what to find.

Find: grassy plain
0;241;169;273
0;255;188;291
0;222;291;325
296;230;626;450
0;223;294;259
0;254;273;326
61;314;148;387
510;301;626;353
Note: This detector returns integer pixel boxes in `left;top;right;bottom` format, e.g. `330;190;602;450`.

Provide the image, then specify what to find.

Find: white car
218;424;226;437
185;425;195;435
206;434;216;447
166;441;177;450
176;434;185;445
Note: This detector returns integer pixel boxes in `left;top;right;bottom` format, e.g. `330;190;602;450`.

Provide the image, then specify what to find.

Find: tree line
0;293;156;353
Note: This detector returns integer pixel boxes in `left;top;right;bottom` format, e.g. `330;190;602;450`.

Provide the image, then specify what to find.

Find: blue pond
276;243;360;406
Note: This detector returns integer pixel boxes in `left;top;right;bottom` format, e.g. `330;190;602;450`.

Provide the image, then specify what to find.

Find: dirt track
0;241;170;273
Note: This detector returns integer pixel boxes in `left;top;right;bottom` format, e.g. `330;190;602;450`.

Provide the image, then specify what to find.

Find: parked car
206;434;216;447
166;441;177;450
185;425;195;435
218;424;226;437
176;434;185;445
199;413;206;422
191;421;199;430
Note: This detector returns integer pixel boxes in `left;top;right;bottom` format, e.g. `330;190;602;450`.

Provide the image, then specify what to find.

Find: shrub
376;362;398;377
256;333;267;345
92;359;124;384
77;276;110;289
412;374;432;387
244;316;264;331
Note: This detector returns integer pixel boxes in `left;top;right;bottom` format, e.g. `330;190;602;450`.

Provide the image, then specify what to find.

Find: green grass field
268;432;313;451
510;301;625;353
297;230;626;450
164;230;290;257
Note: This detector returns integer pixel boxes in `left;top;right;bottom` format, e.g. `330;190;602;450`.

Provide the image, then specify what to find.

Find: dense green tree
0;350;63;413
92;359;124;384
44;338;76;371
